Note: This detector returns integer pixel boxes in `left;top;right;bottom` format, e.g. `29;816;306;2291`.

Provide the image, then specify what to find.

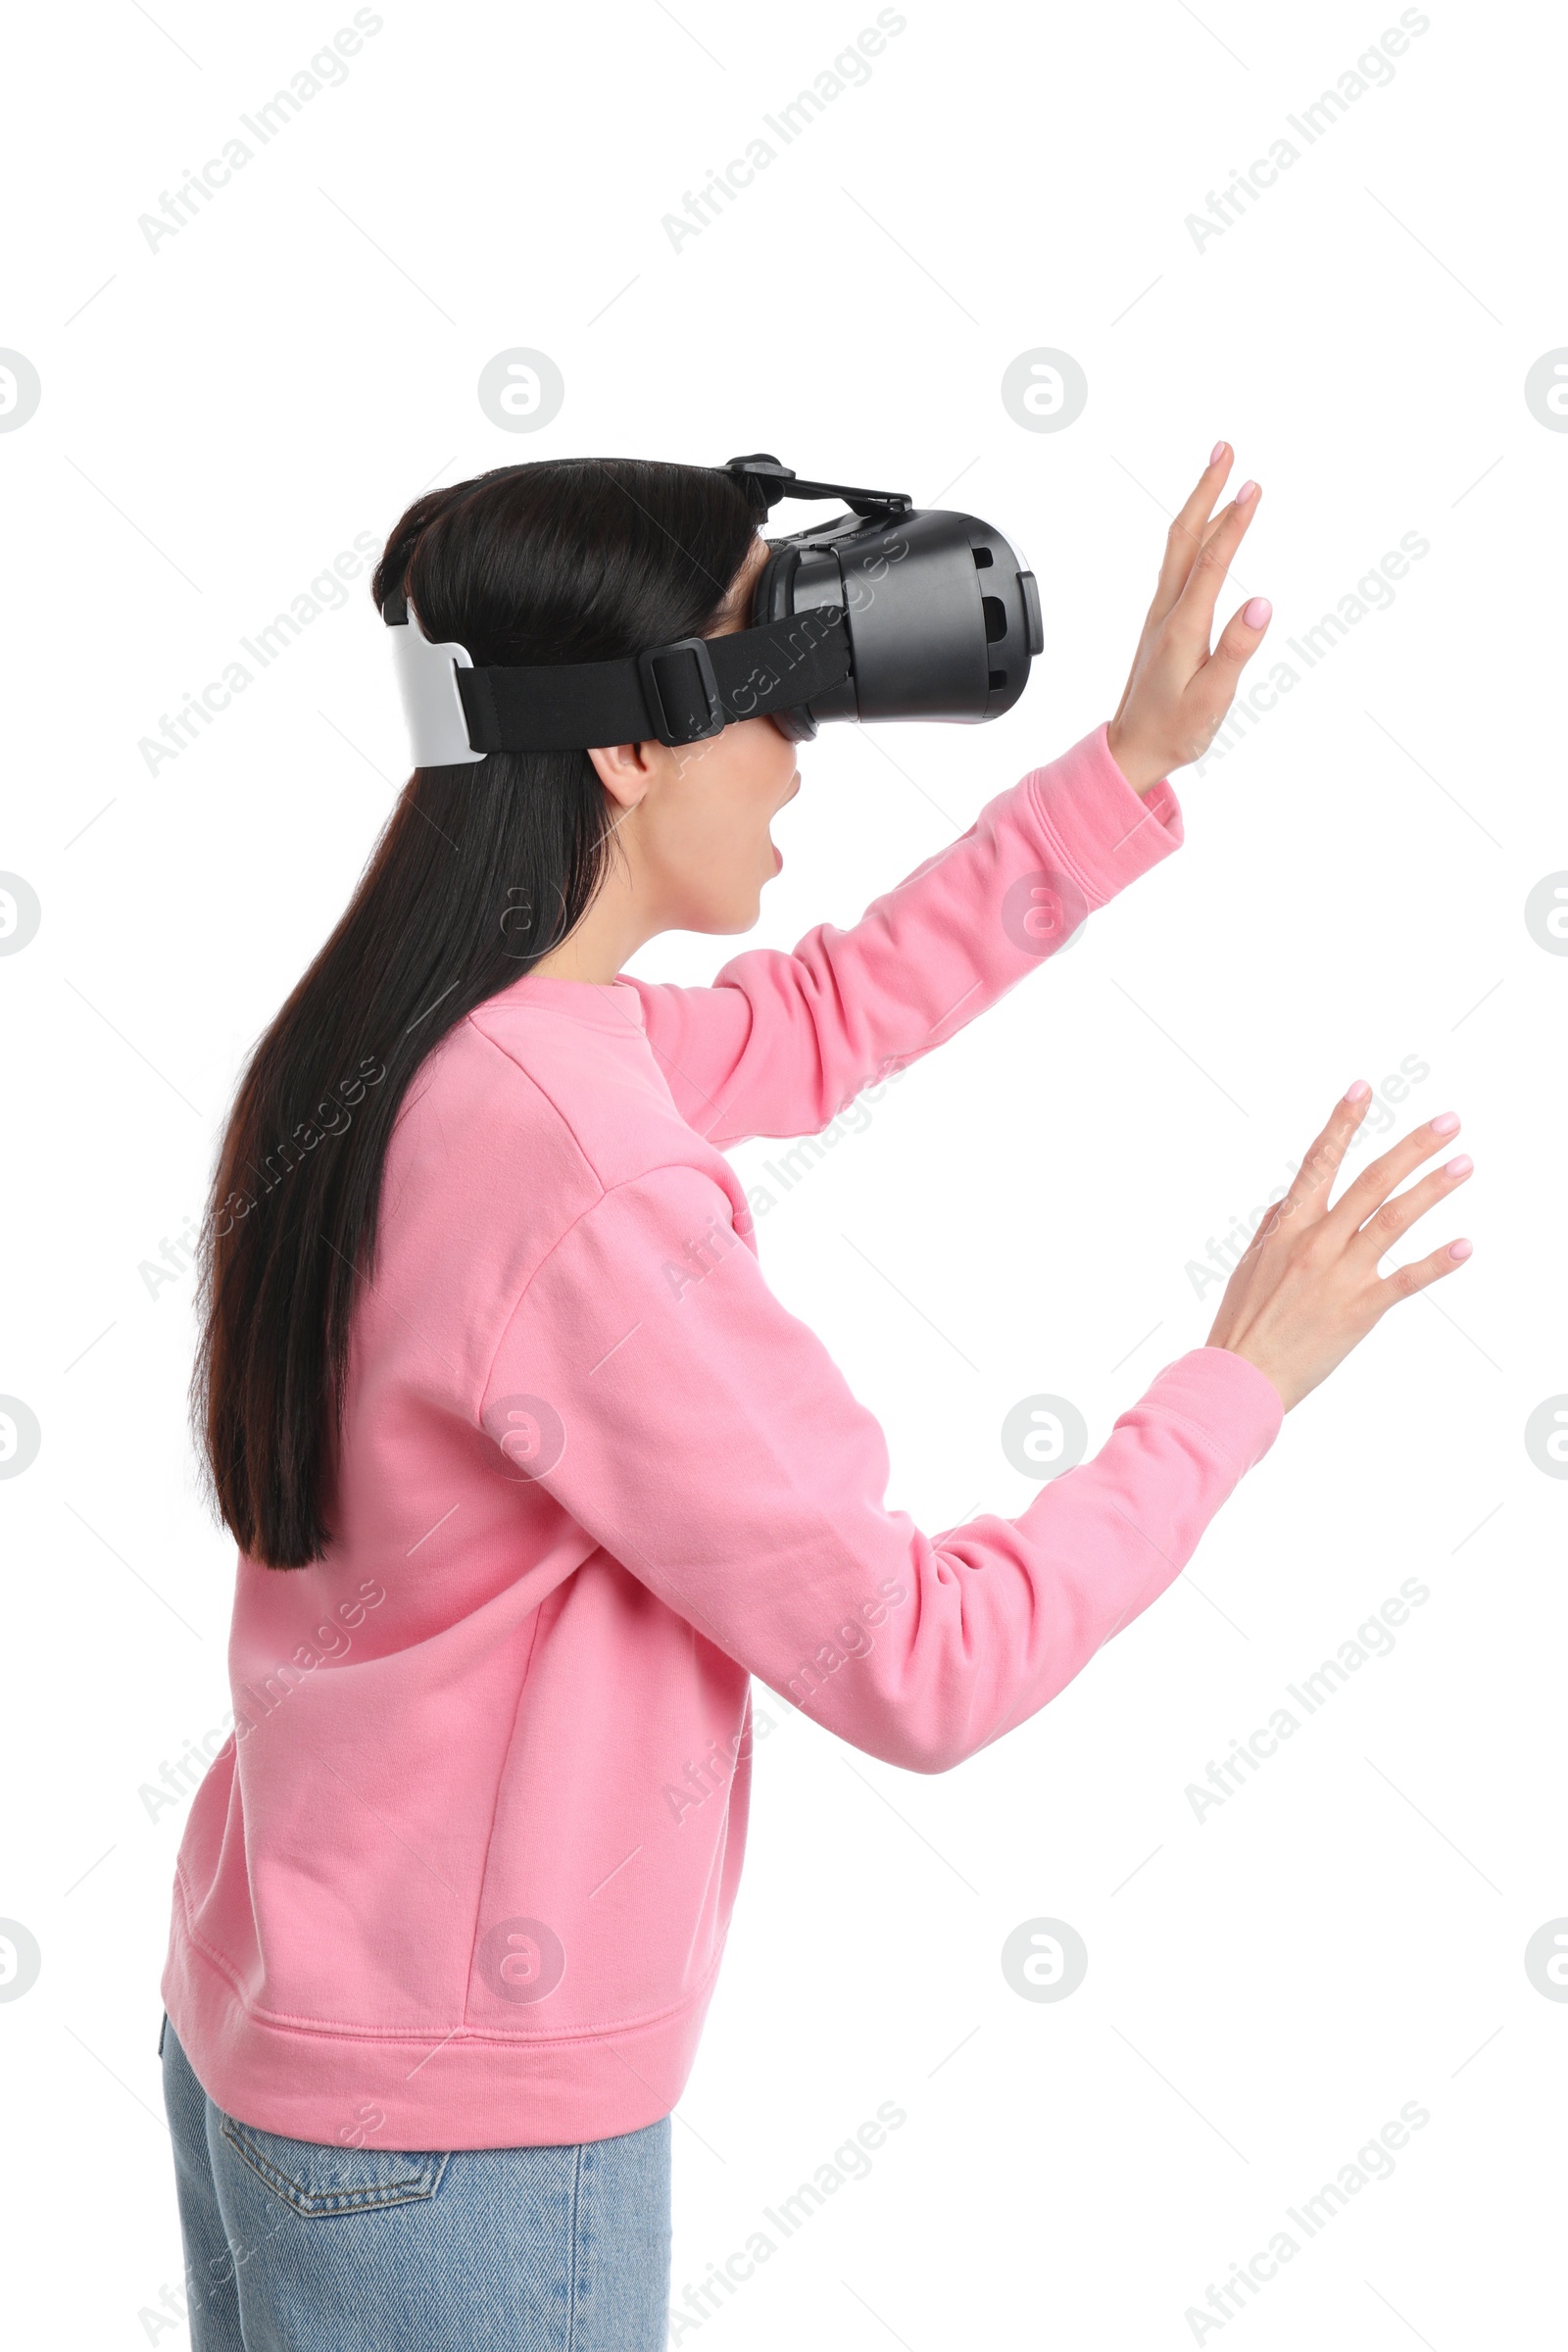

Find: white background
2;0;1563;2343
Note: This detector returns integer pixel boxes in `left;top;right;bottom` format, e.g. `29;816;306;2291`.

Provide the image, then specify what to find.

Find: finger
1374;1235;1474;1310
1349;1152;1473;1262
1326;1111;1461;1238
1265;1086;1372;1233
1189;506;1245;587
1168;483;1262;648
1150;447;1234;620
1197;504;1233;556
1205;594;1273;677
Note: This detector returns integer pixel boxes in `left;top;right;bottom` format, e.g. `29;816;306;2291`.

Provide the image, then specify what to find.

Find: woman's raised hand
1204;1086;1475;1413
1105;443;1272;795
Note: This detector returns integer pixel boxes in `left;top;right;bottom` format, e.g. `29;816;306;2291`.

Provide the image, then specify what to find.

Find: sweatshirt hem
161;1918;726;2150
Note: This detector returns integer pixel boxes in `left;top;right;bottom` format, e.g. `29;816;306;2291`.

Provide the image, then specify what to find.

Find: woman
159;447;1472;2348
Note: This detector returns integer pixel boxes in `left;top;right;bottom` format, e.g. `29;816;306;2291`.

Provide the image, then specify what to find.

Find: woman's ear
587;738;661;811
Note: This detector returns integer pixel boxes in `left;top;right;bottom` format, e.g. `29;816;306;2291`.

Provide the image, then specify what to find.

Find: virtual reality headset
382;453;1044;765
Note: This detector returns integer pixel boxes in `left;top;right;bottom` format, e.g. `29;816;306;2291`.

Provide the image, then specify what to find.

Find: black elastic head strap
383;592;852;760
455;604;851;752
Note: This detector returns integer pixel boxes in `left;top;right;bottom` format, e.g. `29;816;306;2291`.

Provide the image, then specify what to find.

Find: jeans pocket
220;2116;451;2217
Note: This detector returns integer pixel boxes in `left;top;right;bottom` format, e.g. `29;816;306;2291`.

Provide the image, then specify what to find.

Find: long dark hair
195;457;763;1568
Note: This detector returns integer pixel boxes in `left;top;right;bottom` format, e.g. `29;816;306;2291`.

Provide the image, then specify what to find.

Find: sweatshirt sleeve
477;1161;1283;1776
621;726;1183;1148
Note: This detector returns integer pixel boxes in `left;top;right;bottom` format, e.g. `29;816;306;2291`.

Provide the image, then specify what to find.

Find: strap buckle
723;452;912;521
637;636;725;746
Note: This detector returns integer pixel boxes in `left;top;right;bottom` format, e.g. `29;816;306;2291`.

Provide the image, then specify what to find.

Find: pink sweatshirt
162;724;1283;2149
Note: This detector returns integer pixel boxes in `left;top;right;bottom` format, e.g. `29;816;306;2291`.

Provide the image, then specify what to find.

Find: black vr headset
382;454;1044;765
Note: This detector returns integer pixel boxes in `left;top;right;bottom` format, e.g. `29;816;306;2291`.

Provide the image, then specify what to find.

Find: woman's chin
695;896;763;938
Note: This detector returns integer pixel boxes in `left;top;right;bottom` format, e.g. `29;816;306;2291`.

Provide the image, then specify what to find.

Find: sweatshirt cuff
1137;1346;1285;1477
1023;723;1183;911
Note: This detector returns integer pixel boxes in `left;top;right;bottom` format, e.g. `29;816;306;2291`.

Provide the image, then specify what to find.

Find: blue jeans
160;2014;672;2350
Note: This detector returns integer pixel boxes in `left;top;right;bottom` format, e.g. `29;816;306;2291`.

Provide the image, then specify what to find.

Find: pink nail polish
1210;441;1226;465
1344;1079;1372;1103
1444;1155;1473;1178
1244;597;1272;628
1237;479;1259;504
1447;1239;1473;1261
1431;1111;1460;1137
